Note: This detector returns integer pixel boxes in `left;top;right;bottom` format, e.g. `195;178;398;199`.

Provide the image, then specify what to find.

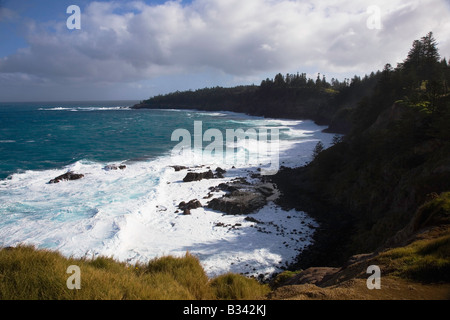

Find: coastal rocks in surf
207;181;277;215
170;165;188;172
103;164;127;171
214;167;227;178
182;170;214;182
49;172;84;184
178;199;203;215
182;167;227;182
208;191;266;215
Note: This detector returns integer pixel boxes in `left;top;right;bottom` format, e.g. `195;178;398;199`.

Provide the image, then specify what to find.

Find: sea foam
0;113;334;278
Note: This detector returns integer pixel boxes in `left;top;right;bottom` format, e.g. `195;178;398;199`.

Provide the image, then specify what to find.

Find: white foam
0;116;335;278
39;106;130;112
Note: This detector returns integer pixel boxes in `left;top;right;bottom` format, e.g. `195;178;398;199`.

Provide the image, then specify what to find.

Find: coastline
130;104;350;271
269;166;355;269
0;106;338;279
0;106;337;281
141;161;321;280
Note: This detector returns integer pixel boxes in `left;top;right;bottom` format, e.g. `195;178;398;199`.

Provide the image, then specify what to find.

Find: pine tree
312;141;324;159
402;31;440;82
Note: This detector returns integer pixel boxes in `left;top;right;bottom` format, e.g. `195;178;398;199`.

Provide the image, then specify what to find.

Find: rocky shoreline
269;166;355;270
46;162;325;280
170;164;330;278
174;166;279;217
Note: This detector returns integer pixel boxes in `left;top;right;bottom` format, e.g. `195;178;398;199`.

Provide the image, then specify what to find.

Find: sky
0;0;449;102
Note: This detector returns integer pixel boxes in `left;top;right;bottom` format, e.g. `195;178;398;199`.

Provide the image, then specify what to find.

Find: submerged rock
104;164;126;171
49;172;84;184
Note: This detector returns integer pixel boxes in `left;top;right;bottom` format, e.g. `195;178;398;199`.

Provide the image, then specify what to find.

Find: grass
377;234;450;283
269;270;302;289
210;273;270;300
0;246;269;300
375;193;450;283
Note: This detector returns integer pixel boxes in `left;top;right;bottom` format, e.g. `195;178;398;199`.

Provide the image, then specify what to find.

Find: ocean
0;101;335;278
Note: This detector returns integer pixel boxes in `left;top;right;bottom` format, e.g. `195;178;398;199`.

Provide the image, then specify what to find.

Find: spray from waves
0;158;165;254
0;110;336;277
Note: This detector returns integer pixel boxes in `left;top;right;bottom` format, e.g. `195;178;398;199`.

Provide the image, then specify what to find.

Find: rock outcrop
49;172;84;184
104;164;126;171
182;170;215;182
170;165;188;172
207;181;276;215
178;199;203;215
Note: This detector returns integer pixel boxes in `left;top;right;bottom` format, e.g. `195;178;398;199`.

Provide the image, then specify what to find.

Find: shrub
210;273;270;300
143;253;214;300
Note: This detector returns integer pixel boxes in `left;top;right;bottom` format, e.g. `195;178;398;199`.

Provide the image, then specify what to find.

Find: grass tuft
210;273;270;300
378;234;450;283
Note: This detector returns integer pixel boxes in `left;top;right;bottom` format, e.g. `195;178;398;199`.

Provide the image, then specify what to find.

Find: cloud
1;0;450;99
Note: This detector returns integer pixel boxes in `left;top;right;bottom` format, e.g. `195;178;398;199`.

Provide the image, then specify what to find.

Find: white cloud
1;0;449;100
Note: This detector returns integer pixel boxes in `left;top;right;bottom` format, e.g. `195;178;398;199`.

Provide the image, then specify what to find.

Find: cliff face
270;91;450;269
269;192;450;300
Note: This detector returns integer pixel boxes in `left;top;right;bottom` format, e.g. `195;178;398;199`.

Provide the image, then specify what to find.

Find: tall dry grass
0;246;269;300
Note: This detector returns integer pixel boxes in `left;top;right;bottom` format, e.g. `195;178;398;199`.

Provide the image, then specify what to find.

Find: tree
332;135;344;145
274;73;286;87
402;32;440;83
312;141;324;159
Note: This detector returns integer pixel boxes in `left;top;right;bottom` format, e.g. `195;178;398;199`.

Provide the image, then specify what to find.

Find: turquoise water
0;101;265;179
0;101;334;275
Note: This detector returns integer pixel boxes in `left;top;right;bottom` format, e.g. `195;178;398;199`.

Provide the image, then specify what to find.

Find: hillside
268;192;450;300
133;72;380;134
136;32;450;297
1;33;449;301
271;32;450;269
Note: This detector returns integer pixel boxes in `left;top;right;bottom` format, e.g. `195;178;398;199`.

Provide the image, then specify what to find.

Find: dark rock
206;181;277;215
183;170;215;182
215;167;227;177
178;199;203;215
170;165;188;172
257;185;275;197
208;190;266;215
49;172;84;184
215;172;225;179
104;164;126;171
244;216;262;224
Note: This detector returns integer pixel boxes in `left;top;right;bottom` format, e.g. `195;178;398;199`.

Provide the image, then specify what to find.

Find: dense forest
135;32;450;269
272;32;450;267
133;62;381;134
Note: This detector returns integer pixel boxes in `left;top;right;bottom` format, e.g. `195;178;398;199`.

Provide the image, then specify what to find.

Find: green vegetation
270;33;450;269
378;234;450;283
2;33;449;300
135;31;450;279
0;246;268;300
269;270;302;289
376;193;450;283
134;68;381;134
210;273;270;300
